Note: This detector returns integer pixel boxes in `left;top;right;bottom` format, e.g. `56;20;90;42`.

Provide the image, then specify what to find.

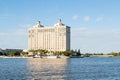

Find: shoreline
1;55;119;59
0;56;33;58
0;56;69;59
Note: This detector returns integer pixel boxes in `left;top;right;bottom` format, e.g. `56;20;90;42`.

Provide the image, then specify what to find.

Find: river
0;57;120;80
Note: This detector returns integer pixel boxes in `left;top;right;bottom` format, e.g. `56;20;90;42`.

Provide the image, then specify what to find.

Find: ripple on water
0;57;120;80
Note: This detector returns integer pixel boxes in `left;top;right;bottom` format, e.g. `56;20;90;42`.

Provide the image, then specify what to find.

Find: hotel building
28;19;70;52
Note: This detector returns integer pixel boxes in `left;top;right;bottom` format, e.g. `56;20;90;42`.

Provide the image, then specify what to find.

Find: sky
0;0;120;53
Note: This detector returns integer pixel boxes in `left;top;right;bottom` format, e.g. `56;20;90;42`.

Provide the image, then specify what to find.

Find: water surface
0;57;120;80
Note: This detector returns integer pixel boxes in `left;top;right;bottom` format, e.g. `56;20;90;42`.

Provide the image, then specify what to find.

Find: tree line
0;51;22;56
108;52;120;57
21;49;81;57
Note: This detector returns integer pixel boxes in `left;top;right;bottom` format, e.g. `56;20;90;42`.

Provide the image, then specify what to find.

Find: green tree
21;52;28;56
111;52;118;56
8;51;15;56
14;51;20;56
76;49;81;56
63;50;73;56
0;52;3;55
84;53;91;57
118;52;120;56
8;51;20;56
43;50;48;55
38;49;48;56
29;50;37;56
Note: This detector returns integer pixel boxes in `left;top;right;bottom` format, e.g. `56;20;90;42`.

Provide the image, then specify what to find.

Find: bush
8;51;20;56
63;51;73;56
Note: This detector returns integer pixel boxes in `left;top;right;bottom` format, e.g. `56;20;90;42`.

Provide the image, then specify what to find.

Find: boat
70;56;84;58
33;55;60;58
33;55;41;58
45;56;60;58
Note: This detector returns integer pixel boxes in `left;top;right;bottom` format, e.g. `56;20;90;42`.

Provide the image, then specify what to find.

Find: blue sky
0;0;120;53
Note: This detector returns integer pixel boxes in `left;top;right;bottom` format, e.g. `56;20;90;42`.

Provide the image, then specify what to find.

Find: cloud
95;17;104;22
72;15;78;20
0;13;14;19
0;29;28;49
0;29;27;36
71;28;120;53
14;29;27;35
0;32;9;36
84;16;90;22
18;24;32;28
0;23;31;49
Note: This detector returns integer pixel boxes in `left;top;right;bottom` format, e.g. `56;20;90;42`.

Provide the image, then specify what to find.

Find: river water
0;57;120;80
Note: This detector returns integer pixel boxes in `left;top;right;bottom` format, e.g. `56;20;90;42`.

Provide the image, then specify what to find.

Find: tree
70;49;75;53
118;52;120;56
29;50;37;56
0;52;3;55
14;51;20;56
8;51;20;56
63;50;73;56
21;52;28;56
76;49;81;56
75;49;77;53
43;50;48;55
8;51;15;56
38;49;48;56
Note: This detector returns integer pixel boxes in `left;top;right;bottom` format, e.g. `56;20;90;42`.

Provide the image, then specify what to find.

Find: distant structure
28;19;70;52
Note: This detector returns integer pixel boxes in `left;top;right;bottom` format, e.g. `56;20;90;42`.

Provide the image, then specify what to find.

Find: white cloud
0;23;31;49
0;32;9;36
71;28;120;53
14;29;27;35
72;15;78;20
95;17;104;22
84;16;90;22
0;13;14;19
0;29;27;36
0;29;28;49
18;24;32;28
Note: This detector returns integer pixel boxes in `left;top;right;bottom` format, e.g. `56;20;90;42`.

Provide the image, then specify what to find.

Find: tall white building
28;19;70;52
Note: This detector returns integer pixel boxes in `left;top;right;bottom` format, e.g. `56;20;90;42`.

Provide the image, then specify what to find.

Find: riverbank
0;56;33;58
1;55;119;59
0;56;69;59
90;55;113;57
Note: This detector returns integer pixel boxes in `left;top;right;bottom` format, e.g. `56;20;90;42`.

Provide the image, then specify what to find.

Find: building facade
28;19;70;52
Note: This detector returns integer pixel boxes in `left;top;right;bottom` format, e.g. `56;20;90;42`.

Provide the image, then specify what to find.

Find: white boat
45;56;58;58
42;55;61;58
33;55;61;58
33;55;41;58
70;56;84;58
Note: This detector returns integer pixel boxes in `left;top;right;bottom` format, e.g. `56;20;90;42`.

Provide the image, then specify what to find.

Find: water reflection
1;57;120;80
27;58;69;80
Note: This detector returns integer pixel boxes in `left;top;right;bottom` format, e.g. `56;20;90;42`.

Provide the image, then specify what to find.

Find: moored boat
70;56;84;58
45;56;60;58
33;55;41;58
